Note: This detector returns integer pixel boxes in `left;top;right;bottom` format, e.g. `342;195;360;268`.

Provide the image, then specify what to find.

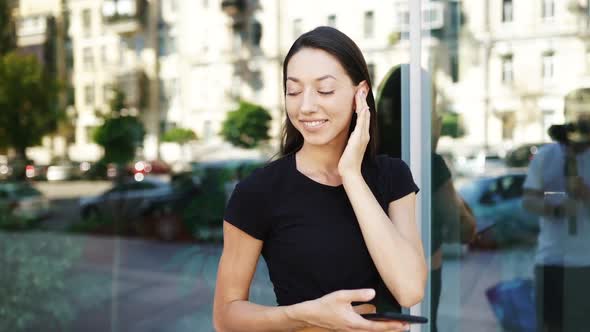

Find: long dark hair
279;26;378;162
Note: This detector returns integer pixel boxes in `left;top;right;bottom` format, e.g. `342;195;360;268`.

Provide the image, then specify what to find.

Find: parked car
0;158;41;181
458;170;538;249
453;151;507;177
46;162;82;181
505;143;547;167
80;177;174;220
128;159;172;177
25;164;48;181
0;182;51;220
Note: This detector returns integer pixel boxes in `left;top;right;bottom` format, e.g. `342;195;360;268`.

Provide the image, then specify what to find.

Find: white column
408;0;432;331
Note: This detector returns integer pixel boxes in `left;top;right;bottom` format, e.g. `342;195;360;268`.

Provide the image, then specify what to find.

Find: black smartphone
361;312;428;324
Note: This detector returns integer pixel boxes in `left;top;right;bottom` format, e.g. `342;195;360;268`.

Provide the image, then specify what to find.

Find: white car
0;182;51;220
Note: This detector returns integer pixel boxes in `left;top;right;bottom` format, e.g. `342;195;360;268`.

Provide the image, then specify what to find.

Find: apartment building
453;0;590;151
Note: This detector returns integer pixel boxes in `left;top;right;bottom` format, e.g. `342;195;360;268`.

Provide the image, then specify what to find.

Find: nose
300;90;317;114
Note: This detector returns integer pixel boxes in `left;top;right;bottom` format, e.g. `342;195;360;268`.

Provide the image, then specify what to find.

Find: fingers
337;288;376;303
355;82;369;113
363;105;370;139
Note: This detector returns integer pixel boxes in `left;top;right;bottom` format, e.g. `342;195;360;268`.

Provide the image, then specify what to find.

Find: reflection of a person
522;109;590;332
377;65;476;332
429;98;476;332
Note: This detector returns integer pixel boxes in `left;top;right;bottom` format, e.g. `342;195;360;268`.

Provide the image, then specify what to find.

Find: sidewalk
1;231;536;331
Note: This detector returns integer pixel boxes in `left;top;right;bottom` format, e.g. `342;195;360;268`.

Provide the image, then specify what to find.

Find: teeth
303;120;326;128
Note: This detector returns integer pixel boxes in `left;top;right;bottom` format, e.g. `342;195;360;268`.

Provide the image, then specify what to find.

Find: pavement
0;230;540;331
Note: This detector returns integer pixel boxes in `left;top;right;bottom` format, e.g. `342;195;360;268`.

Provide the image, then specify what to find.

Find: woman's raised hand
338;82;370;180
291;288;410;332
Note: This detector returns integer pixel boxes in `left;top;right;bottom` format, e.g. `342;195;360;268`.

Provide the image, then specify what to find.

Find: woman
213;26;427;332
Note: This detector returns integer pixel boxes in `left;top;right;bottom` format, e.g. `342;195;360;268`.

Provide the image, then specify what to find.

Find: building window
103;84;113;103
542;0;555;19
101;45;108;64
293;19;302;39
83;47;93;71
367;63;376;83
159;27;176;56
85;85;95;106
364;11;374;38
251;20;262;48
327;15;336;28
542;51;554;80
450;52;459;83
502;0;513;22
204;120;212;141
501;54;513;84
82;8;91;36
169;0;178;13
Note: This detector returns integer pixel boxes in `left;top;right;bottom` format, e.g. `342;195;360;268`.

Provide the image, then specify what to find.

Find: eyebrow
286;75;337;83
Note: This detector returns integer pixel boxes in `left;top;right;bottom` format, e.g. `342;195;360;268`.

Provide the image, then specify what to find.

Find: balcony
16;15;50;47
102;0;147;36
115;69;149;110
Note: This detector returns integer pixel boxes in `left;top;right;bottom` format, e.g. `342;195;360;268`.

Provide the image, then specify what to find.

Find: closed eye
318;91;334;95
286;92;301;96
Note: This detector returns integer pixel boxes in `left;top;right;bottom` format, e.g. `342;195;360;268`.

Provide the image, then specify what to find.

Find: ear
357;80;369;95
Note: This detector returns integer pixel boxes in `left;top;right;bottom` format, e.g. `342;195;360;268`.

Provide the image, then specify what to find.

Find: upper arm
523;147;545;191
213;221;263;317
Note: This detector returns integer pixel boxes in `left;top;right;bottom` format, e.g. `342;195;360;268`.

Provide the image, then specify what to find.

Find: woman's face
285;48;363;148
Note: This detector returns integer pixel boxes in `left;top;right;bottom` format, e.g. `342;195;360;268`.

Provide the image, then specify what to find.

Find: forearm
215;300;310;332
342;174;426;307
522;195;552;217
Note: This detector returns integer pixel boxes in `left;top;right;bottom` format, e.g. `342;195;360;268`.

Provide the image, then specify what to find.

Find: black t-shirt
223;152;419;309
431;153;452;254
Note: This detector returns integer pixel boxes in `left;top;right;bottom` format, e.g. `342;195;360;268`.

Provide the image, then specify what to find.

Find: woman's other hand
338;83;370;180
290;288;410;332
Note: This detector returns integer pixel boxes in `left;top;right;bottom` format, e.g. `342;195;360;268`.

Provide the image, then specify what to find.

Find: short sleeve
380;156;420;203
223;181;270;240
431;153;452;192
523;147;545;191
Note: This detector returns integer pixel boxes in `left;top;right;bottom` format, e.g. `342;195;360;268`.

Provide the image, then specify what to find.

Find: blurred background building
11;0;590;167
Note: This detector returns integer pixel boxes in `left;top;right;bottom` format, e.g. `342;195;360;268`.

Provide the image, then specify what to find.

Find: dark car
505;143;547;167
80;177;174;220
458;170;539;249
79;176;200;240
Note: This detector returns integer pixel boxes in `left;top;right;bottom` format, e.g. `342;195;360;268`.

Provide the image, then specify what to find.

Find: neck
297;141;346;174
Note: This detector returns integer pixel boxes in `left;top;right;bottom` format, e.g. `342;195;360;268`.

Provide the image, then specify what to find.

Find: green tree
440;111;466;138
0;52;63;159
92;89;145;164
0;0;16;54
221;101;272;148
162;127;197;144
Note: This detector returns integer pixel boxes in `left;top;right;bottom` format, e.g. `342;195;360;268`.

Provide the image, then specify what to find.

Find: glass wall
423;1;590;331
2;0;589;331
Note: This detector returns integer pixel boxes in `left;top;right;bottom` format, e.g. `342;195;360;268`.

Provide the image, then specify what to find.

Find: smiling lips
300;119;328;131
